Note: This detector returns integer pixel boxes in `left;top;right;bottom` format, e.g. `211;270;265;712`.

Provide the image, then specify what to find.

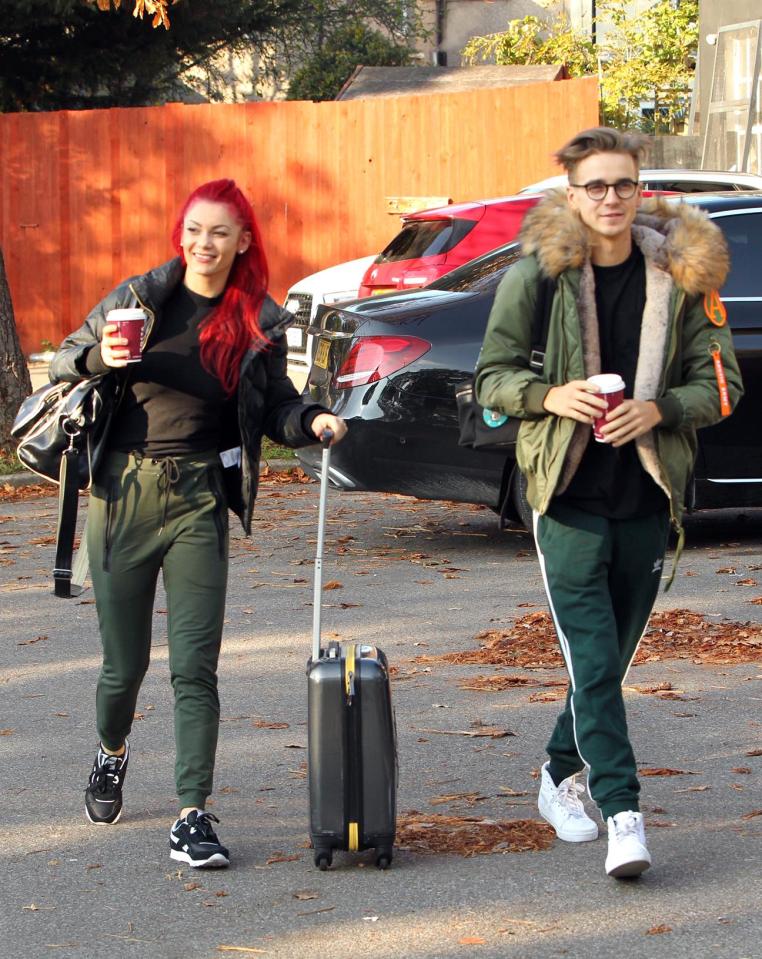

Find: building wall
698;0;761;135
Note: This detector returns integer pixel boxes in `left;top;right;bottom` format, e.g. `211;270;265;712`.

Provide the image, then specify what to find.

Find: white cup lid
106;308;146;321
587;373;625;393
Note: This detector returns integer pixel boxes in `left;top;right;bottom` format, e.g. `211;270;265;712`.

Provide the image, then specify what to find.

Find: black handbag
456;275;556;452
11;375;115;488
11;375;117;597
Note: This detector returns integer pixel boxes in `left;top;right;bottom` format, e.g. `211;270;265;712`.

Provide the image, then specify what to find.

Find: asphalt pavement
1;474;761;959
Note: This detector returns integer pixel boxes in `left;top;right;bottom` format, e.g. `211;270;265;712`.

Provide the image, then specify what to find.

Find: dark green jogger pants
87;451;229;809
534;501;670;820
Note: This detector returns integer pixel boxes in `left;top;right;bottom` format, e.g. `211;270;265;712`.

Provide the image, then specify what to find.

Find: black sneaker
169;811;230;868
84;742;130;825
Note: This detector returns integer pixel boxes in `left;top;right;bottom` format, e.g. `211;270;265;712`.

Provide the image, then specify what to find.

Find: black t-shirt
554;245;667;519
108;285;232;456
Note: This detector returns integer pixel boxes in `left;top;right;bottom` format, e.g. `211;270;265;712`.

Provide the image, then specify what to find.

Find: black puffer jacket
49;257;325;533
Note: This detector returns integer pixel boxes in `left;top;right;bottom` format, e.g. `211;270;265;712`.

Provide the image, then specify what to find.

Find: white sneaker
537;761;598;842
605;810;651;878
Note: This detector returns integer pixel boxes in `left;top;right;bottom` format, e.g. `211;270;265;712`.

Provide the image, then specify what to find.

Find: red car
358;190;675;297
358;195;541;297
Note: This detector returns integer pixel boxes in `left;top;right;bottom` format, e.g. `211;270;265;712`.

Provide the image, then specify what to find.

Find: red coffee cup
107;308;146;362
587;373;625;442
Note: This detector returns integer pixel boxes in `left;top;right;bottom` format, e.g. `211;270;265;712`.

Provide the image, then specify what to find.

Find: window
428;245;522;293
703;21;762;175
714;211;762;297
375;218;477;264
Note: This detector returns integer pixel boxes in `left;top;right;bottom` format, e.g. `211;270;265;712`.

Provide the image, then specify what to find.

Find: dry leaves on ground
419;608;762;671
458;676;566;692
0;483;55;502
645;925;672;936
259;466;312;486
395;812;555;856
639;767;695;777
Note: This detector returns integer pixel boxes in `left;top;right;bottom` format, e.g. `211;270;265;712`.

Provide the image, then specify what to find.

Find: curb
2;458;301;489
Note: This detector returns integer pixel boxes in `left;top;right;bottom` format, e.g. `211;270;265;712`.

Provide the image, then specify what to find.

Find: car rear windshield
428;244;522;293
374;218;477;264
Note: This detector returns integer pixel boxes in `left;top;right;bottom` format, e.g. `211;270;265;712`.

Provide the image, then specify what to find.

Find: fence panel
0;78;598;353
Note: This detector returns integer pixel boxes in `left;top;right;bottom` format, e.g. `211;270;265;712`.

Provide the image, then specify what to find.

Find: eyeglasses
569;179;639;201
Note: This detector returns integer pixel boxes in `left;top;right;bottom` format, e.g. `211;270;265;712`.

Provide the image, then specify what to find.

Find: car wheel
511;466;533;531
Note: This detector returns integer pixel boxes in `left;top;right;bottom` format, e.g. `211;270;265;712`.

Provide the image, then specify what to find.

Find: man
475;127;743;877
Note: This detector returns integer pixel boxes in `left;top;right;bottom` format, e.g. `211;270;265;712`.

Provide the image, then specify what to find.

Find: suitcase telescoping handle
311;429;333;662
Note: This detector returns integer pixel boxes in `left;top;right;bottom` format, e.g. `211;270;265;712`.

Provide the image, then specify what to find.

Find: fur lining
520;193;730;292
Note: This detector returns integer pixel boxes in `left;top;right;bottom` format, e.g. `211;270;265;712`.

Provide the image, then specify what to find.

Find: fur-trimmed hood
520;191;730;294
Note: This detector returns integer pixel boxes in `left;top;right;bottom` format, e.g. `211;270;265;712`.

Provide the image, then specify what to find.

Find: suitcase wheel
314;848;333;871
375;848;393;870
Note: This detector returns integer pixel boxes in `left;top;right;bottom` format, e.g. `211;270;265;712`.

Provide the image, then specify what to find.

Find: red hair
171;179;269;395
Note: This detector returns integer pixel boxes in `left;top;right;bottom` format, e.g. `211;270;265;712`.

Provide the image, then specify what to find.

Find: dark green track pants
87;451;229;809
534;501;670;820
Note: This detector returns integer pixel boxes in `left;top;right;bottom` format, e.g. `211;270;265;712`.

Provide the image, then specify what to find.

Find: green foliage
461;0;699;134
0;445;19;476
462;13;595;78
0;0;300;111
286;22;413;101
597;0;699;133
263;0;425;98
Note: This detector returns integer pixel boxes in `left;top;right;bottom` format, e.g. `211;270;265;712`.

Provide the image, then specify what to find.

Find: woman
50;179;346;868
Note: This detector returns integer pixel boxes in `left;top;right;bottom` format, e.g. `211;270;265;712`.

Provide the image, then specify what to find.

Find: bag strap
53;445;83;598
529;274;556;373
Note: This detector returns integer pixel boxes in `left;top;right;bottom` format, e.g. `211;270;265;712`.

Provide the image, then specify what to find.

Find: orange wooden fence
0;78;598;354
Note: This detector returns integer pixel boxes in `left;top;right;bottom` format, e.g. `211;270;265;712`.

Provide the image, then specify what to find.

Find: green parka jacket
475;193;743;582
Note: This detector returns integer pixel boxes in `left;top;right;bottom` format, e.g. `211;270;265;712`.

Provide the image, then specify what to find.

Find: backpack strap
529;274;556;373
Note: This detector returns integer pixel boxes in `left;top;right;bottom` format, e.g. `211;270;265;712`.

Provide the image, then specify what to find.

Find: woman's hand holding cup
100;323;132;368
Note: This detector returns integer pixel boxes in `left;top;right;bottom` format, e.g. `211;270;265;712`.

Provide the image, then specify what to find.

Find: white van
283;255;376;390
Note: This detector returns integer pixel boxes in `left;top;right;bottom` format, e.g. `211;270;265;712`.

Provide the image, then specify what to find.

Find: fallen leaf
645;924;672;935
716;567;736;574
736;579;758;587
292;890;318;901
322;580;343;591
265;853;300;865
0;729;14;736
745;749;762;757
253;720;290;729
415;727;514;739
459;936;486;945
217;948;268;955
184;881;202;891
741;809;762;820
639;767;695;777
731;767;752;774
17;635;48;646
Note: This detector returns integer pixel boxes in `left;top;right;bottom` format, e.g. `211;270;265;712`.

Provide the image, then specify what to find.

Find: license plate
314;338;331;369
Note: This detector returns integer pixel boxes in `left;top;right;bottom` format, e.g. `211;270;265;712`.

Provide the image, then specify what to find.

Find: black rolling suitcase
307;433;398;870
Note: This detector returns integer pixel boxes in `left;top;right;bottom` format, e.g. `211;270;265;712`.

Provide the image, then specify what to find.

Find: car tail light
334;335;430;389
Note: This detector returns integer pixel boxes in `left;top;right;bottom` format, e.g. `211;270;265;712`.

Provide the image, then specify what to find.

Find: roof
335;65;569;101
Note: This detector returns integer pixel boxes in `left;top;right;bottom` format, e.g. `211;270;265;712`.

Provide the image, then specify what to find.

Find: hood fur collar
520;191;729;294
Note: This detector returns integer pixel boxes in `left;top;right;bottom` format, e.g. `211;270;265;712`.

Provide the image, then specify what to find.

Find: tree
462;12;595;78
461;0;699;134
0;0;300;111
0;251;32;446
262;0;425;98
86;0;175;30
286;22;414;101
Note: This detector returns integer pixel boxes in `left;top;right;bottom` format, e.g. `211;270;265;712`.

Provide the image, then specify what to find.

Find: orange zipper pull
709;341;731;417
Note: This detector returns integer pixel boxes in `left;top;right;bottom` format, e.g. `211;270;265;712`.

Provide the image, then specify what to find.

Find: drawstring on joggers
154;456;180;533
